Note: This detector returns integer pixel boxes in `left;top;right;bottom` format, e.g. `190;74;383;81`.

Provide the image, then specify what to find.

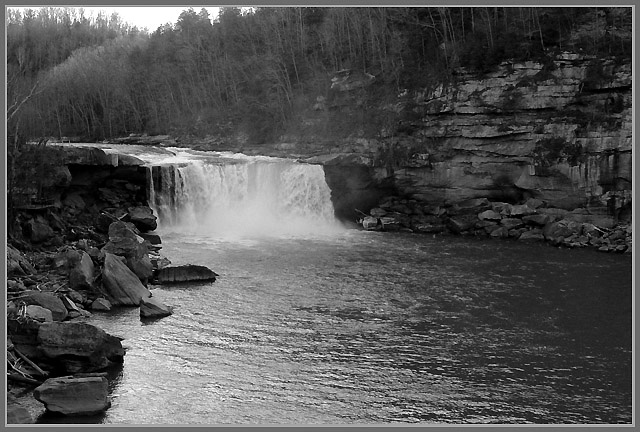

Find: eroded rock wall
316;52;632;225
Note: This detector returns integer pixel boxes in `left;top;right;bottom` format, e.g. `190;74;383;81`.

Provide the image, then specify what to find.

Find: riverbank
5;140;631;422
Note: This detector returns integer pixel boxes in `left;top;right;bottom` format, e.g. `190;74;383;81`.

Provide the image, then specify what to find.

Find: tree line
7;6;632;145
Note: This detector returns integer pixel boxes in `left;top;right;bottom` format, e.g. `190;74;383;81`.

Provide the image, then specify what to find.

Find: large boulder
127;206;157;232
7;245;36;276
21;291;68;322
101;253;151;305
37;322;125;373
140;296;173;319
34;375;110;416
101;221;153;281
69;251;95;289
447;214;477;234
155;265;218;284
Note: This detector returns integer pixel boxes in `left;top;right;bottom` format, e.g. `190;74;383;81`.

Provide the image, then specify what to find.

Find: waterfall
147;153;344;238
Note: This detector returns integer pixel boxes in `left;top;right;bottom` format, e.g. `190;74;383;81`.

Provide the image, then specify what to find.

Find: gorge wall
297;52;632;227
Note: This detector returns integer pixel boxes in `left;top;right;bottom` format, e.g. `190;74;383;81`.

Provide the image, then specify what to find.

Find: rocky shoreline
6;140;631;423
6;178;217;422
359;196;632;253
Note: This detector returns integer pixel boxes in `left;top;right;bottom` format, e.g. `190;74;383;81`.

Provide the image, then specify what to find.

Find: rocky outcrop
36;322;125;374
155;265;218;284
34;375;110;416
311;53;632;227
101;253;151;306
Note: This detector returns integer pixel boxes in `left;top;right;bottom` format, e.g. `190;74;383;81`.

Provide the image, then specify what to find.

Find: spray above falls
146;150;344;238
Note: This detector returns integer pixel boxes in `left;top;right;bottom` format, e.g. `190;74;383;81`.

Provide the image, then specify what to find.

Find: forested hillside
7;6;632;145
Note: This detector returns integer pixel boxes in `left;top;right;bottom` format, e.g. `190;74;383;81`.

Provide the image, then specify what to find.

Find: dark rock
140;296;173;318
127;206;157;232
447;214;477;234
451;198;491;215
156;265;218;284
91;298;112;311
6;405;34;424
101;253;151;306
62;193;86;210
34;376;110;416
489;226;510;238
500;218;524;230
95;213;115;233
509;204;537;217
369;207;387;218
525;198;545;209
478;210;502;221
53;247;82;270
522;214;551;226
543;220;579;241
7;245;36;276
22;291;68;321
25;216;54;243
139;232;162;245
37;322;125;373
69;251;95;289
475;220;497;229
518;230;545;241
380;216;401;231
102;221;153;281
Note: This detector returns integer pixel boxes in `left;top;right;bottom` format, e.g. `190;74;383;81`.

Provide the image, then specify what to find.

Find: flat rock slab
155;265;218;284
37;322;125;373
34;376;110;416
140;296;173;318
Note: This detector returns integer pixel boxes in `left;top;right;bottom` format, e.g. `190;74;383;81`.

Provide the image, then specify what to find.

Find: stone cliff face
309;52;632;226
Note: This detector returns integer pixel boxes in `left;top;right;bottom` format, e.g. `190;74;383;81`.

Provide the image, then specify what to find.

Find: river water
35;147;633;425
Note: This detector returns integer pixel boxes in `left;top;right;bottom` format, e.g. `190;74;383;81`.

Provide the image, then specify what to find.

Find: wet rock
139;232;162;245
21;291;68;322
34;375;110;416
489;226;509;238
508;204;537;217
101;221;153;281
156;265;218;284
37;322;125;373
362;216;381;230
500;218;524;230
69;251;95;290
522;214;551;226
6;405;33;424
380;216;401;231
150;255;172;271
478;210;502;221
369;207;387;218
101;253;151;306
91;298;112;311
7;245;36;276
127;206;157;232
25;305;53;323
140;296;173;319
447;214;477;234
518;229;545;241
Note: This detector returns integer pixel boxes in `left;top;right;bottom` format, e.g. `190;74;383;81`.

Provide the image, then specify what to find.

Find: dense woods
7;6;632;144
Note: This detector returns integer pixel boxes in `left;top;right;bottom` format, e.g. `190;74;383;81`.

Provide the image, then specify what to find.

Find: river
36;148;633;425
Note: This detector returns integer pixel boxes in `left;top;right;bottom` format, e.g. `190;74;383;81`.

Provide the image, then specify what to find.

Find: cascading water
146;150;344;238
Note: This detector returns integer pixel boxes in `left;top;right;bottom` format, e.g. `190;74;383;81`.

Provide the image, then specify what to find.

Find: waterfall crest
148;152;344;238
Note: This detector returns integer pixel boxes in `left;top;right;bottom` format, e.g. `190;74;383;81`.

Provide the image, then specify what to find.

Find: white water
143;149;345;239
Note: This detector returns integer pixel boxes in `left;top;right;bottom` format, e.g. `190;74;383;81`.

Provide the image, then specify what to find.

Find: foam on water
147;151;345;239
